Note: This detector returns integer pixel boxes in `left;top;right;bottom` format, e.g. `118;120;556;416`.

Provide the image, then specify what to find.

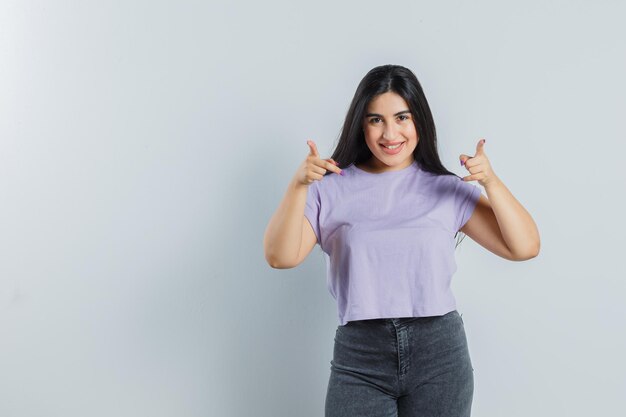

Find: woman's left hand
459;138;499;187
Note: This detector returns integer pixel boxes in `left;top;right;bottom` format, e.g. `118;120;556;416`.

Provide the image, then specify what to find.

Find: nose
383;123;399;140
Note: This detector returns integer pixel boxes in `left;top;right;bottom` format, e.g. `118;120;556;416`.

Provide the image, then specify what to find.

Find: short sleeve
455;179;482;231
303;180;321;245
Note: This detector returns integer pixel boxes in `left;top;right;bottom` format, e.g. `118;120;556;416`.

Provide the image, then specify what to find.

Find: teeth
384;143;402;149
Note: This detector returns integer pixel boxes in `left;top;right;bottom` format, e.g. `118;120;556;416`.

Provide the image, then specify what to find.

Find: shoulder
317;166;354;190
417;170;461;194
308;171;339;202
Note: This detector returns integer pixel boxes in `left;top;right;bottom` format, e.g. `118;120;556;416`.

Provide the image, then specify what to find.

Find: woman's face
361;91;419;173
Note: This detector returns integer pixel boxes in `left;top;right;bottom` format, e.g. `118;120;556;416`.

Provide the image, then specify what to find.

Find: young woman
263;64;540;417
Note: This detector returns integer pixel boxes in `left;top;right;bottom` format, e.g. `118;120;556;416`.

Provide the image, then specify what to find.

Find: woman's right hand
294;140;343;186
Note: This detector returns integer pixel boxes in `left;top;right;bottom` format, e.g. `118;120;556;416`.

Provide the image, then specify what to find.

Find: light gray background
1;0;624;416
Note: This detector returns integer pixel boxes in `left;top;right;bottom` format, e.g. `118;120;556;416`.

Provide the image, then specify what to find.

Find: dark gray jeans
325;310;474;417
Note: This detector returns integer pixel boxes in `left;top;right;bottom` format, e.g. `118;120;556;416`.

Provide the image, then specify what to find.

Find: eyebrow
365;110;411;118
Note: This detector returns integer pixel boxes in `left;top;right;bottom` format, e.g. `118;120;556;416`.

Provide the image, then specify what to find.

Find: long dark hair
325;64;470;246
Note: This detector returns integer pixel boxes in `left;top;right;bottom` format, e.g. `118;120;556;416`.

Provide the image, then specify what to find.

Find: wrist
483;174;503;189
289;176;309;192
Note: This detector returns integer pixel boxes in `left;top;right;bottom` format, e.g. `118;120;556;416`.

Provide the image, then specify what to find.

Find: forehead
366;91;409;113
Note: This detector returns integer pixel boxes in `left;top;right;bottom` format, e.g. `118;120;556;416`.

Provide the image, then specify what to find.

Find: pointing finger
307;140;320;158
475;138;486;154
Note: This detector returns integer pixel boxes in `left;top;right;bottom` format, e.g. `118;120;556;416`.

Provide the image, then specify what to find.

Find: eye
368;115;410;124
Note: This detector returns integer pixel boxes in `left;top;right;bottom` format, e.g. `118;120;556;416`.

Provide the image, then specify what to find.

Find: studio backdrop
0;1;624;416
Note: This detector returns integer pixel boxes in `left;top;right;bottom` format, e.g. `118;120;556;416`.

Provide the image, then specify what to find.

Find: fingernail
460;159;464;166
339;170;344;176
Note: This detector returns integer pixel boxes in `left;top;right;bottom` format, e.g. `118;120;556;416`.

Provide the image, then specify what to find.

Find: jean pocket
335;325;344;337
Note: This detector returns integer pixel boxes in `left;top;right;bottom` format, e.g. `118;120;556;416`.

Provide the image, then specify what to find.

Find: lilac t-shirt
304;160;481;326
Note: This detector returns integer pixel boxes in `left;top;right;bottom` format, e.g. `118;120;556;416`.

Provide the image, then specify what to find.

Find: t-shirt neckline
351;160;419;176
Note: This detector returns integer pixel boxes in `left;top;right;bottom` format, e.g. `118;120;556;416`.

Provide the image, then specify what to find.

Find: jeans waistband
346;311;457;327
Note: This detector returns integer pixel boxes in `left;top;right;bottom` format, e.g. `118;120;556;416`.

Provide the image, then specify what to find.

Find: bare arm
478;177;540;260
263;177;310;268
461;190;539;261
263;140;342;268
459;139;540;261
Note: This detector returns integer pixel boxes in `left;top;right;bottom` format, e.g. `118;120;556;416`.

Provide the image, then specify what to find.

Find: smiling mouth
380;142;405;149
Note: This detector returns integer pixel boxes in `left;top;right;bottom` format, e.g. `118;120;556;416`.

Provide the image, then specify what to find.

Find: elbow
510;242;541;261
263;239;299;269
264;253;296;269
263;233;295;269
267;259;289;269
528;239;541;259
264;252;281;269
